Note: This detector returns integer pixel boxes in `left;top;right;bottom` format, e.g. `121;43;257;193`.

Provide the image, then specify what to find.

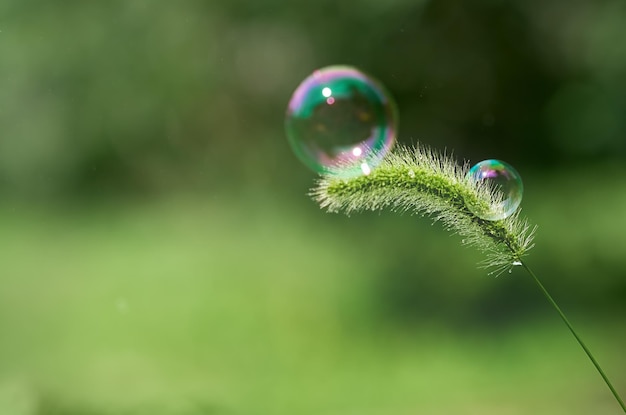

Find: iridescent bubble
466;159;523;221
285;65;398;177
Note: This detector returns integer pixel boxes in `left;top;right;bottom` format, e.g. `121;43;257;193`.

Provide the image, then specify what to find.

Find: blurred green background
1;0;625;414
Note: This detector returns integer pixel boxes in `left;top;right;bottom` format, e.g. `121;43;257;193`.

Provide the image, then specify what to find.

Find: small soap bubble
285;65;398;177
466;159;523;221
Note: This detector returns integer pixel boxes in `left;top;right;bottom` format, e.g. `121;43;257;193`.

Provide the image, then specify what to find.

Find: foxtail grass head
310;144;535;275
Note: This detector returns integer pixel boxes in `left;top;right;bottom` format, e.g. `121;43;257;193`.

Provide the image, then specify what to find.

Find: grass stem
521;261;626;413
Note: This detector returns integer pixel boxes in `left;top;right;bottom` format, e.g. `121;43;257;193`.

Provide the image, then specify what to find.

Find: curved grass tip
310;144;537;275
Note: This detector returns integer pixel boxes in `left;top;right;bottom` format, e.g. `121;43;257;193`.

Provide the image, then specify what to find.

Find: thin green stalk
521;262;626;413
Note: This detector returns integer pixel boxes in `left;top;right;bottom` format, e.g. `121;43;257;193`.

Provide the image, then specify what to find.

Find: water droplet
408;169;415;178
286;65;398;177
466;159;523;221
512;261;522;266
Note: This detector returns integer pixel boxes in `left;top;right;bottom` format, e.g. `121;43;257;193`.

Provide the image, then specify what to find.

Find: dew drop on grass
285;65;398;177
466;159;523;220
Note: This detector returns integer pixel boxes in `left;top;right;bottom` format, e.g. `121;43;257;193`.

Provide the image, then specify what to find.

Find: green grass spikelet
311;144;536;274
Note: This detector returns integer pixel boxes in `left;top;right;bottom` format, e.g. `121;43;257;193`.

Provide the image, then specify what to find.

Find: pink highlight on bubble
326;97;335;105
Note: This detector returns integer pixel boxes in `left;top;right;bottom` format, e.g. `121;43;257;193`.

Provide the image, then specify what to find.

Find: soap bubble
285;65;397;177
467;159;523;220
